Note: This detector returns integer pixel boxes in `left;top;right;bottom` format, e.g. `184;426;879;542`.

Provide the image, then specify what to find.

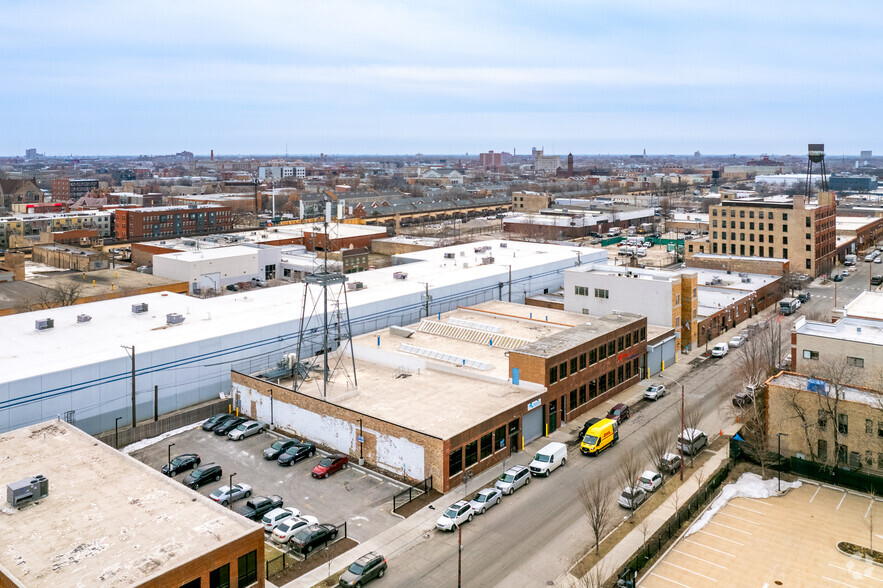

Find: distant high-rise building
861;150;873;159
694;151;701;158
533;149;560;173
567;153;574;176
25;148;37;160
478;150;502;170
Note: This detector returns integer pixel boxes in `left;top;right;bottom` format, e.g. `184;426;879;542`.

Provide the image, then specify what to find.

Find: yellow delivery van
580;418;618;456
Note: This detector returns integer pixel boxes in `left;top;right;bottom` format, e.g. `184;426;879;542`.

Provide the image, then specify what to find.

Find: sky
2;0;881;156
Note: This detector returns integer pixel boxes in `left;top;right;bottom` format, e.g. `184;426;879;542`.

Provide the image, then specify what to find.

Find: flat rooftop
0;420;258;587
770;372;879;406
156;244;259;262
836;215;881;231
844;291;883;320
696;286;753;318
795;315;883;346
515;312;644;358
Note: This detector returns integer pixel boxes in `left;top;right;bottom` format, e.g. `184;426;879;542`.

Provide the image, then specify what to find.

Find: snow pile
122;421;202;454
685;472;801;537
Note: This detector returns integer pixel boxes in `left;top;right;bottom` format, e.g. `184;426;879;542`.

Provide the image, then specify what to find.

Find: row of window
548;328;646;385
449;424;510;476
803;350;864;368
713;208;790;221
566;358;640;411
817;438;883;470
178;550;257;588
573;286;609;299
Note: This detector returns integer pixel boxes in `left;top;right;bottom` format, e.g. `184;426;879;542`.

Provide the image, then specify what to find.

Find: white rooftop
155;244;259;262
794;315;883;346
844;291;883;321
771;373;880;407
836;216;880;231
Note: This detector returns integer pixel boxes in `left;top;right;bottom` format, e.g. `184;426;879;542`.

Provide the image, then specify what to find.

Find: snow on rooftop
844;291;883;321
795;315;883;346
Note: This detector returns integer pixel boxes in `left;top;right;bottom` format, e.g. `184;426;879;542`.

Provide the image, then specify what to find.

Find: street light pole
777;433;789;493
229;473;236;509
168;442;175;477
657;373;686;482
458;523;463;588
115;416;122;449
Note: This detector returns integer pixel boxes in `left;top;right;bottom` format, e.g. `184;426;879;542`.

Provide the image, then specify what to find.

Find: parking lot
129;424;407;544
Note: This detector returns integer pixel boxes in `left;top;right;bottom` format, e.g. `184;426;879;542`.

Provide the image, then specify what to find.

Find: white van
529;442;567;477
711;342;729;357
677;429;708;455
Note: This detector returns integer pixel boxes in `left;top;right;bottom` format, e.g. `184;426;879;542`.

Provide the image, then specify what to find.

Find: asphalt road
806;260;880;311
384;349;754;587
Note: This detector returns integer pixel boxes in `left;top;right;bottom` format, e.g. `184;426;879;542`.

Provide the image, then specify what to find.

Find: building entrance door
549;400;558;434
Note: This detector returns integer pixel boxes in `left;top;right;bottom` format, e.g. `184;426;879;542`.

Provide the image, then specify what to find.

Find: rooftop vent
346;281;365;291
7;475;49;508
393;272;408;280
444;252;456;259
131;303;148;314
500;243;508;248
35;318;54;331
76;314;92;323
166;313;185;325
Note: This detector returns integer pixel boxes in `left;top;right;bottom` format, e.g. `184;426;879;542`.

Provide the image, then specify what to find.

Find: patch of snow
685;472;801;537
24;262;69;279
121;421;202;454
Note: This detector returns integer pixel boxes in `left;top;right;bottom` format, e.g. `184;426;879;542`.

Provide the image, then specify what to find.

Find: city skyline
3;0;881;155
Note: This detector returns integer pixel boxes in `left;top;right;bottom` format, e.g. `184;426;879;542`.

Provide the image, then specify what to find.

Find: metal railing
94;398;232;449
393;475;433;512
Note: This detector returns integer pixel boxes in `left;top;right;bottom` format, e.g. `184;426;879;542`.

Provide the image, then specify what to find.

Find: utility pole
121;345;136;428
458;524;463;588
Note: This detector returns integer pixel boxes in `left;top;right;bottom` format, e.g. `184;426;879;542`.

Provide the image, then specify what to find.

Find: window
559;362;567;379
589;379;598;399
574;285;589;296
730;209;735;217
806;216;811;227
805;233;810;240
818;410;827;430
818;439;827;461
749;222;755;230
838;444;848;464
740;221;745;229
783;213;788;221
868;419;874;435
449;448;463;475
495;425;507;451
608;341;616;356
713;232;717;239
850;451;861;468
594;288;609;299
713;209;718;216
617;336;624;352
618;365;624;383
768;223;773;231
598;344;607;360
549;367;557;384
806;259;811;269
589;348;597;365
712;220;717;228
569;389;577;411
740;210;745;218
237;551;257;587
804;350;819;360
464;440;478;468
847;357;865;368
868;451;875;466
625;333;632;347
608;369;616;388
759;211;765;219
570;357;578;374
210;564;230;588
480;433;493;460
878;422;883;438
806;244;811;252
640;327;646;341
675;294;680;305
625;361;632;379
598;374;607;394
579;353;586;370
181;580;201;588
579;384;586;405
838;413;849;435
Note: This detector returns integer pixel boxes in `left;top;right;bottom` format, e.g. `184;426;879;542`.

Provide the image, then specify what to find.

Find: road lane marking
811;486;821;502
829;563;883;582
684;538;734;557
672;549;727;569
823;576;858;588
648;572;691;587
708;520;752;535
696;529;744;545
659;561;717;582
717;511;760;525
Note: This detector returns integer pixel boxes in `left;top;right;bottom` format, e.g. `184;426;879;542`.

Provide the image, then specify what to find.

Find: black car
214;416;248;436
263;439;300;460
578;418;602;440
161;453;201;476
278;442;317;466
182;462;222;489
202;413;236;432
872;275;883;286
797;291;811;303
234;495;283;520
290;523;339;555
833;274;843;282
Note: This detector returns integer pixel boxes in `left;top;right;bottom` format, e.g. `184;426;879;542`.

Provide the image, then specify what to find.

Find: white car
271;515;319;543
618;486;648;510
728;335;745;348
262;507;301;532
436;500;474;531
876;258;882;264
636;470;662;493
711;342;728;357
644;384;666;401
468;488;502;515
228;420;264;441
209;483;252;506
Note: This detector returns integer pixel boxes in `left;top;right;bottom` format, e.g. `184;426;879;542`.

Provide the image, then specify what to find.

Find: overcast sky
2;0;880;156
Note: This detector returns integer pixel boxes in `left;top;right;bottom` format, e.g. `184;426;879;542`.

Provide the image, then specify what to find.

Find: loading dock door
523;407;543;444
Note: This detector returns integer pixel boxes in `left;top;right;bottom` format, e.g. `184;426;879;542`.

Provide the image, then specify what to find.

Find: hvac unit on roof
7;475;49;508
444;252;456;259
131;303;149;314
35;318;54;331
166;313;185;325
346;281;365;291
76;314;92;323
393;272;408;280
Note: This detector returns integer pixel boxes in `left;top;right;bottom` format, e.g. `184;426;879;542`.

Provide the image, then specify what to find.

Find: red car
607;403;631;425
312;454;349;479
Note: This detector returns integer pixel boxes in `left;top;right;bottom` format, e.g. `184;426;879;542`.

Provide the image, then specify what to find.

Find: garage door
646;344;662;377
661;337;676;368
523;407;543;444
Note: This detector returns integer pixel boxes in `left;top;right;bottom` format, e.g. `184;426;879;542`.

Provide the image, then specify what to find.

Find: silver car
209;483;252;506
469;487;502;514
228;420;264;441
644;384;666;401
494;465;530;496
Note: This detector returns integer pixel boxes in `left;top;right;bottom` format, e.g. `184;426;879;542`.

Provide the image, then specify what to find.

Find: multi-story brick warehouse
115;204;233;240
232;302;647;493
50;178;99;201
708;192;836;277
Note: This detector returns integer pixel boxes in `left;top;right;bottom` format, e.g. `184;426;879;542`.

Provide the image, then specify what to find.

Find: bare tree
677;402;707;468
616;448;644;518
579;477;614;555
575;563;608;588
50;282;85;307
812;354;864;469
644;424;673;482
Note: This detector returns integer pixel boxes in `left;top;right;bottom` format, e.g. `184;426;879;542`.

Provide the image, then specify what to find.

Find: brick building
51;178;99;201
115;204;233;240
0;178;42;209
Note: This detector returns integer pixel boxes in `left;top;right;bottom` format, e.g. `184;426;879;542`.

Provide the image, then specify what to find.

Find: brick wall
685;254;790;276
131;243;179;267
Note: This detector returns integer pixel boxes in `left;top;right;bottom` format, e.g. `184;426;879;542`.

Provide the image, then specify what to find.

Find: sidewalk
555;425;740;588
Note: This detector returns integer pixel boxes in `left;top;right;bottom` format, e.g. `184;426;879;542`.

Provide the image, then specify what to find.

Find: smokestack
210;149;213;161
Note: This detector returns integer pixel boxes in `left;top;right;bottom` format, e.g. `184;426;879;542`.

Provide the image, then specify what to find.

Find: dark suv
182;462;222;489
214;416;248;436
290;523;339;555
278;442;317;466
606;403;631;425
339;552;387;587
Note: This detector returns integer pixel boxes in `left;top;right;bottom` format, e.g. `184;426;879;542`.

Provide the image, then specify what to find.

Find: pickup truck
234;495;283;521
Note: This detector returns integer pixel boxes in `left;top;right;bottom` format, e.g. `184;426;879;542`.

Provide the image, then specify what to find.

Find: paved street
806;260;880;311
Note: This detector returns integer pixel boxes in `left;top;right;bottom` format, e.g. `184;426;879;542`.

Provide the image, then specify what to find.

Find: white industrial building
153;244;281;294
0;240;605;435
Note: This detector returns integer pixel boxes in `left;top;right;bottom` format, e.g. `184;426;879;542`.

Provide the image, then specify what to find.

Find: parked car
872;275;883;286
618;486;648;509
290;523;339;554
778;353;792;370
227;420;264;441
312;454;349;478
339;552;388;588
843;268;851;276
210;483;252;506
261;507;301;532
436;500;474;531
797;291;811;303
182;462;222;489
578;417;602;439
677;428;708;455
235;495;284;521
214;416;248;436
876;258;882;265
711;342;729;357
637;470;663;493
528;442;567;477
728;335;745;348
495;465;531;495
658;453;682;475
263;439;300;460
278;441;317;466
468;488;502;514
644;384;666;401
833;273;843;282
732;392;754;408
226;283;240;291
606;403;631;425
202;413;236;432
161;453;200;476
271;515;319;544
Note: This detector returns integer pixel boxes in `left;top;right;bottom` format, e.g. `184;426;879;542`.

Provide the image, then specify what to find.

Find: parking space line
743;497;776;508
684;539;734;557
728;503;765;515
696;530;744;546
837;493;847;510
648;572;691;587
810;486;821;503
823;576;858;588
708;520;752;535
659;561;717;582
716;511;760;525
672;549;727;569
829;563;883;582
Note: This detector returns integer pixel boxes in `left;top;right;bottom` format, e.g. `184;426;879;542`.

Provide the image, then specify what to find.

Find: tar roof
0;421;258;588
513;312;644;358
